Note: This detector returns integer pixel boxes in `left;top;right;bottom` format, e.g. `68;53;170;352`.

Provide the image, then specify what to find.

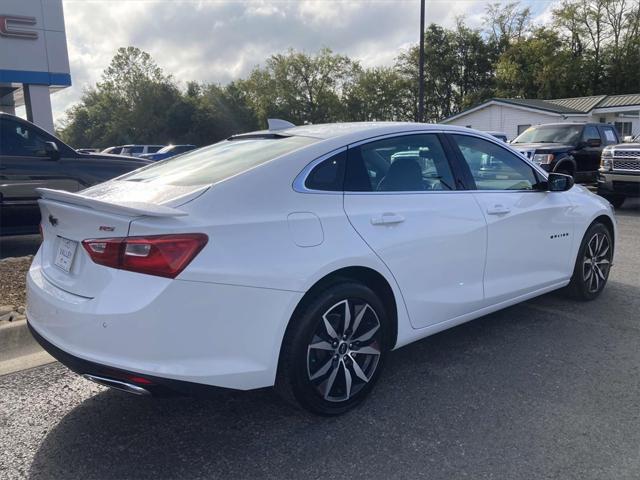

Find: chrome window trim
293;128;550;195
292;146;347;194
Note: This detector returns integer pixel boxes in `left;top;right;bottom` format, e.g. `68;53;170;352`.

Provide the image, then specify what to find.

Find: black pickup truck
0;113;150;236
510;122;620;183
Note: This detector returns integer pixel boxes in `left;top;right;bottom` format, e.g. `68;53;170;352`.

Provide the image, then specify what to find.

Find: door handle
371;213;405;225
487;204;511;215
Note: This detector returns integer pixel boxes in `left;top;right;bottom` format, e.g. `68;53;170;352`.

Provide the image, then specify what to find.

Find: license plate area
54;237;78;273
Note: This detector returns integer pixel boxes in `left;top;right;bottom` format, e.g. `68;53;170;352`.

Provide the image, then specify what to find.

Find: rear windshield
121;136;317;186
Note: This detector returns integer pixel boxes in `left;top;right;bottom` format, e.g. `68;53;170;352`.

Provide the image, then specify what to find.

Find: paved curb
0;320;55;375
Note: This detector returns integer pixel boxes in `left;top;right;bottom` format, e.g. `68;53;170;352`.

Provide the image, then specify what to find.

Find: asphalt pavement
1;200;639;480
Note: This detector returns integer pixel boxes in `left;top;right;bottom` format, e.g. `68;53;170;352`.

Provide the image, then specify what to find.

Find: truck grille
612;160;640;171
612;150;640;159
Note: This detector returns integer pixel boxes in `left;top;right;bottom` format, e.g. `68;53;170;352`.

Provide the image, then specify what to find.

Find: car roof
241;122;509;144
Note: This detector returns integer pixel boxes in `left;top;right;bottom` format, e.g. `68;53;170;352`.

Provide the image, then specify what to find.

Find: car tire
601;194;625;209
276;281;389;416
566;222;613;301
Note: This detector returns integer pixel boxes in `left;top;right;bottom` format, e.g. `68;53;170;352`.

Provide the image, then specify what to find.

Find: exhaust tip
82;374;151;396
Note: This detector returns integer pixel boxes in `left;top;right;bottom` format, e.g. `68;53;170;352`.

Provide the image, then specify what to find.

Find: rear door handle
371;213;405;225
487;204;511;215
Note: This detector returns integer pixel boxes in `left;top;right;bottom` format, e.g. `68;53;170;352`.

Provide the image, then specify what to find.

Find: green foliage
59;0;640;148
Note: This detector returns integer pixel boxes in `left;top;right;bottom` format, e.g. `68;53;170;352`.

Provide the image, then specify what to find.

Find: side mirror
587;138;601;147
42;141;60;160
547;172;574;192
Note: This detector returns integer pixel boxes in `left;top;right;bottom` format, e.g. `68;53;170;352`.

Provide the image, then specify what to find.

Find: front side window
0;118;49;157
122;135;317;186
582;126;600;143
345;134;456;192
147;146;163;153
451;134;539;191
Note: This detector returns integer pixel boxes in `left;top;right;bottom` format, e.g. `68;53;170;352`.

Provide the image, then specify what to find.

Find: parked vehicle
511;122;620;183
0;113;151;236
119;144;164;157
139;144;197;161
598;133;640;208
27;121;615;415
485;131;508;142
101;146;124;155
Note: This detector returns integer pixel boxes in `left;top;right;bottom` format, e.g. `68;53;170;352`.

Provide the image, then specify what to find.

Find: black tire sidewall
570;223;613;300
281;282;388;416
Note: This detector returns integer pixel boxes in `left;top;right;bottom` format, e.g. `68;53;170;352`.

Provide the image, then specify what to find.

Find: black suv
0;113;151;236
510;123;620;183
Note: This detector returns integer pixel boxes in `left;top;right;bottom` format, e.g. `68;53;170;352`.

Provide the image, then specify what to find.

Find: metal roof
442;93;640;122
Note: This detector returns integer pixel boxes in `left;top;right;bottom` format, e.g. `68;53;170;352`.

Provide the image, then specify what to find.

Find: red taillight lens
82;234;208;278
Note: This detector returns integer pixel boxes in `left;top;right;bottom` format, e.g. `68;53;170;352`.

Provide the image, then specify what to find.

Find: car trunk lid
36;181;207;298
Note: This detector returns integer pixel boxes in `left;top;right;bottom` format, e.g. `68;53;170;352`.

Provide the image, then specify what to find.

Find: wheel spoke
595;264;606;280
596;258;610;267
358;344;381;356
351;357;369;382
343;300;351;333
584;267;592;282
343;362;352;399
322;316;339;340
353;323;379;343
587;239;595;258
310;358;334;381
323;362;340;399
309;340;334;351
592;269;600;291
351;304;369;337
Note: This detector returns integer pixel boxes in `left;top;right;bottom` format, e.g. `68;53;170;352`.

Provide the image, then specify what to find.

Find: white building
0;0;70;133
441;95;640;141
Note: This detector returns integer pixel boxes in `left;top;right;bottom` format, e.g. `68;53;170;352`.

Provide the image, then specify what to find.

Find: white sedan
27;121;615;415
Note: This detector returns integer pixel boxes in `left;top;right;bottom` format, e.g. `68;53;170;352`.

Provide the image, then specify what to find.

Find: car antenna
267;119;295;131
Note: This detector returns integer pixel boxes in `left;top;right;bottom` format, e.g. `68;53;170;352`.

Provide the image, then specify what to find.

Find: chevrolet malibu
27;122;616;415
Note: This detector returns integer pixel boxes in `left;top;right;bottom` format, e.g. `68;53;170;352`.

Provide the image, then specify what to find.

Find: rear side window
148;146;163;153
345;134;456;192
601;126;618;145
305;150;346;191
122;136;318;186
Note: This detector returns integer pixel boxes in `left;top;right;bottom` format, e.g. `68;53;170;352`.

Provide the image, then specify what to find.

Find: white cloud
53;0;549;122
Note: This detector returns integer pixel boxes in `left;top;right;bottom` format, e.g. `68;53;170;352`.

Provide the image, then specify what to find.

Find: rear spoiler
36;188;188;217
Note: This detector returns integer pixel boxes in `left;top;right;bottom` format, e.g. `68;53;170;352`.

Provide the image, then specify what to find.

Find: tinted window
122;136;317;187
451;134;539;191
345;134;455;192
305;150;346;191
582;125;600;142
512;125;582;144
147;146;163;153
0;118;49;157
123;146;144;155
601;126;618;145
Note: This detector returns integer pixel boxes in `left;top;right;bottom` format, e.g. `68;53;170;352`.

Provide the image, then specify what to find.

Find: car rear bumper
597;171;640;197
26;252;303;391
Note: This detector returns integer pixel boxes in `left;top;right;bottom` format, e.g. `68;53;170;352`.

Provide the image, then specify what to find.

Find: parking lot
0;200;638;480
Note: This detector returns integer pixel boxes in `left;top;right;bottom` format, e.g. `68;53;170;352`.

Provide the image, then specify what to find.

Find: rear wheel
276;282;388;415
566;222;613;301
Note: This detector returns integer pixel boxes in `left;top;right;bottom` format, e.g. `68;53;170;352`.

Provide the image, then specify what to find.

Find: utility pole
418;0;425;123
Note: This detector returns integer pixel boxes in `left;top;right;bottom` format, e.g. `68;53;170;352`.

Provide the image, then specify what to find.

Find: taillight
82;234;208;278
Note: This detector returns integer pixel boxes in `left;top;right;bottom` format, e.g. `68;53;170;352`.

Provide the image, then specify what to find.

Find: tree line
60;0;640;149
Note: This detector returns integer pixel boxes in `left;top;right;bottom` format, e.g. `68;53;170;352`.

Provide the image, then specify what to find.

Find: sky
51;0;557;122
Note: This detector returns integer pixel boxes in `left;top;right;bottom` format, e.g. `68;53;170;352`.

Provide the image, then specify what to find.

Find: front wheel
566;222;613;301
276;282;388;415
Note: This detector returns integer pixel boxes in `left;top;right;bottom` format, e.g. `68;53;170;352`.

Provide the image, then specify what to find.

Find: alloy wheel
582;232;611;293
306;299;382;403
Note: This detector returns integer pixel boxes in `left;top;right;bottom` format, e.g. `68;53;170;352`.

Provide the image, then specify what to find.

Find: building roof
442;93;640;122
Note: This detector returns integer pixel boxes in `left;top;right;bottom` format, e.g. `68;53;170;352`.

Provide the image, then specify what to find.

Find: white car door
447;133;575;304
343;133;487;329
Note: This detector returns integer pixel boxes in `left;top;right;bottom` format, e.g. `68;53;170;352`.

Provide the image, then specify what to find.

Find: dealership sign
0;15;38;40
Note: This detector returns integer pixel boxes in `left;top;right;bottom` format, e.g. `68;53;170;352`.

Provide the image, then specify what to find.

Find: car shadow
27;278;640;479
